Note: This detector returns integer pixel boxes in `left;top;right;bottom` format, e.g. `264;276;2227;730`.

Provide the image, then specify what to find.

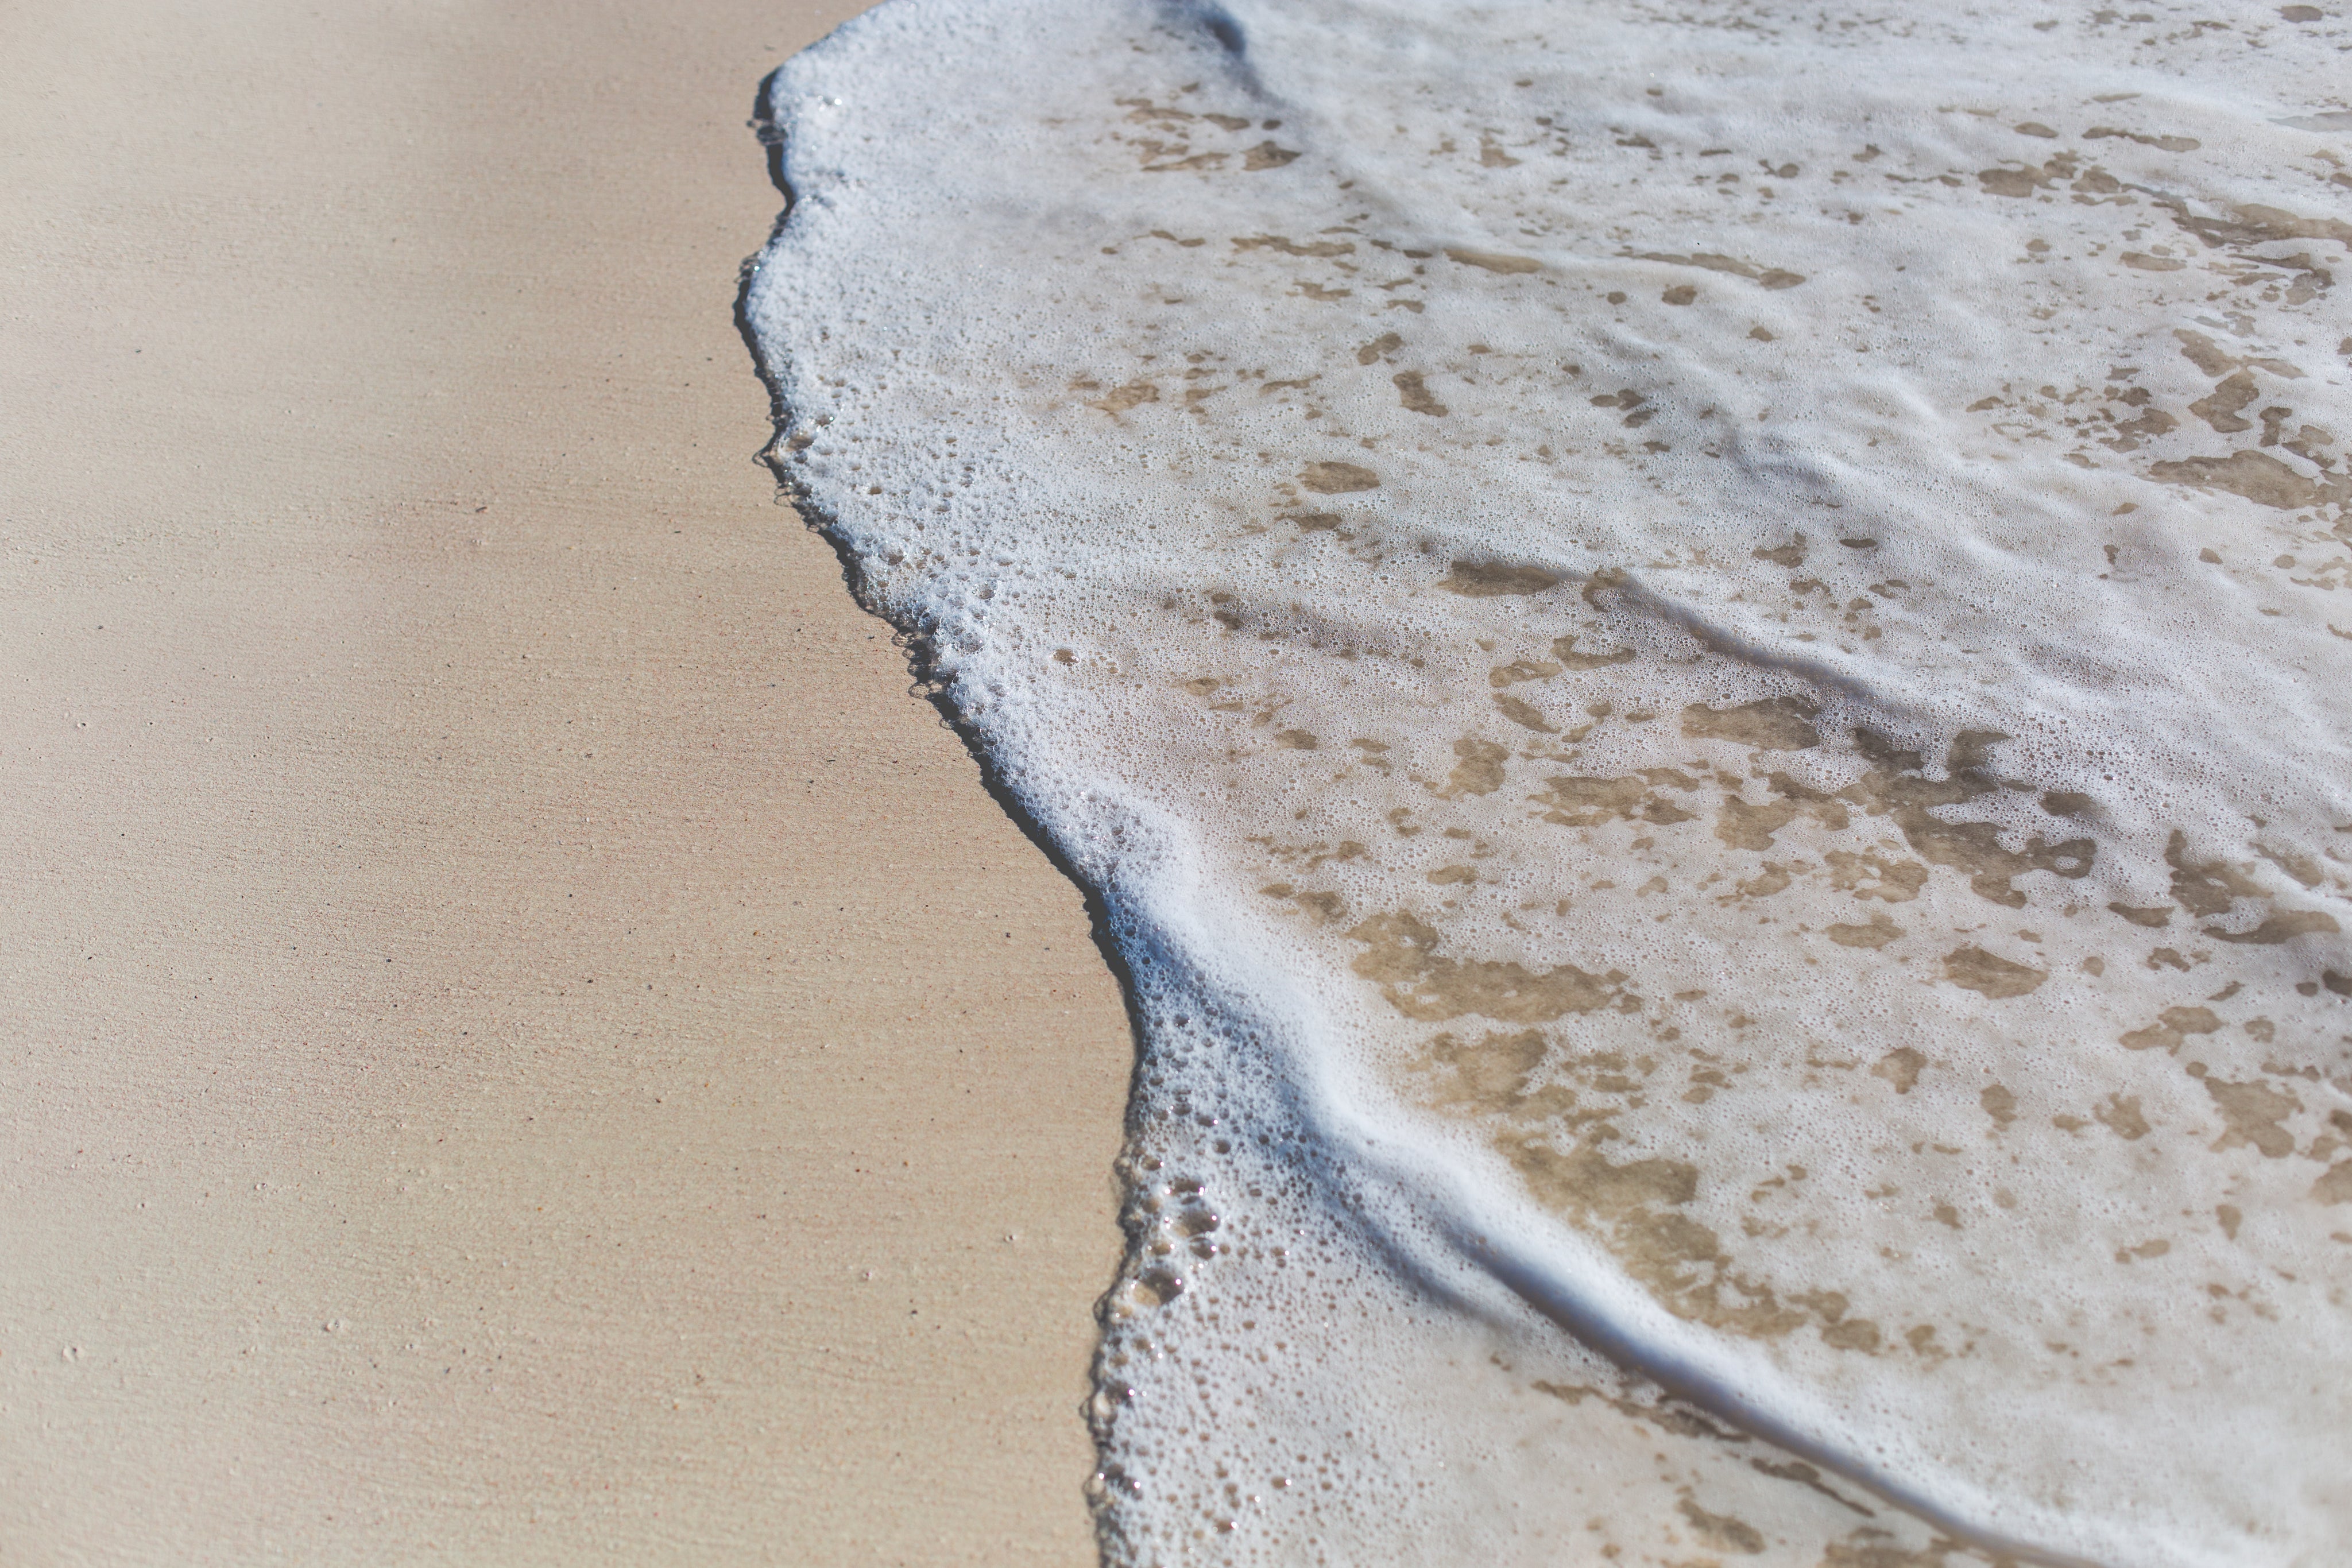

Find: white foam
745;0;2352;1559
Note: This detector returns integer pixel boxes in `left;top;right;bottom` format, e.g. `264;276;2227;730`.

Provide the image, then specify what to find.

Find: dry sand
0;2;1131;1562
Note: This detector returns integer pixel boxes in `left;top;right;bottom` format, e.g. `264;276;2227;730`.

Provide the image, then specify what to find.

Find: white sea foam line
1021;745;2162;1562
1108;813;2131;1566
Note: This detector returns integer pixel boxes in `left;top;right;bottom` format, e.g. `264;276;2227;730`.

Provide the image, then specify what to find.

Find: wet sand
0;1;1129;1562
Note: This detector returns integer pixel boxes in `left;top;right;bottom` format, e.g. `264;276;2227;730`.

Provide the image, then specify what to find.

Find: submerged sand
0;2;1128;1562
747;3;2352;1561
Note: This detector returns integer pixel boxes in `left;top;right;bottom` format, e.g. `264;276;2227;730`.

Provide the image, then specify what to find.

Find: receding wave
742;0;2352;1561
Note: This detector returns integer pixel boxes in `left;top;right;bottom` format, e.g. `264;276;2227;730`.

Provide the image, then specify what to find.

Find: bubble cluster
745;0;2352;1560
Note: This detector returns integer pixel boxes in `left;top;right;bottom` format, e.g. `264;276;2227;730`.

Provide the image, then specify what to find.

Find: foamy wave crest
743;0;2352;1559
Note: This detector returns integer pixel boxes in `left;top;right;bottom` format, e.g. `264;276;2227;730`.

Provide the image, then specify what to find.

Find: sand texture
0;2;1129;1563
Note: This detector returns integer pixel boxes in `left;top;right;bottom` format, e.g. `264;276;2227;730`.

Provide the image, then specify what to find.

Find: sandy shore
0;2;1130;1562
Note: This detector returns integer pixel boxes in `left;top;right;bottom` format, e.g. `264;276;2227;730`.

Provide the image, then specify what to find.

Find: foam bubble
745;0;2352;1559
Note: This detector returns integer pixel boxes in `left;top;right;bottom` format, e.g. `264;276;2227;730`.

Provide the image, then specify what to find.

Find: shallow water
743;1;2352;1560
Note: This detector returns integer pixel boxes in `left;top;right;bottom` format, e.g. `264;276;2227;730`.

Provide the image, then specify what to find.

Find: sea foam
743;0;2352;1560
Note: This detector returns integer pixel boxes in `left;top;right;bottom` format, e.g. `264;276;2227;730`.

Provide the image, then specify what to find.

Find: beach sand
0;2;1129;1562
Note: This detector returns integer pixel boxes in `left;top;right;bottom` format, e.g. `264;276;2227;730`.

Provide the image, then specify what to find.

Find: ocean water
740;0;2352;1561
